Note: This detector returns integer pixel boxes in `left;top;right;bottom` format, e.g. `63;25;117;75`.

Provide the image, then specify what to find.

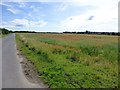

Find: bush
25;42;29;47
31;47;36;51
68;53;80;62
52;49;62;54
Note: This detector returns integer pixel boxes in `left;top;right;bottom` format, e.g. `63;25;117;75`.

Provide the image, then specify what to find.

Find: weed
80;45;100;56
16;33;118;88
69;53;79;62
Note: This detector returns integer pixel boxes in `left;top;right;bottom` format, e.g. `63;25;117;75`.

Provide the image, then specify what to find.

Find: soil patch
17;49;49;88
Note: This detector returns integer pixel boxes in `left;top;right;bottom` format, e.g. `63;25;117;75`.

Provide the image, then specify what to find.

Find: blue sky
0;0;118;32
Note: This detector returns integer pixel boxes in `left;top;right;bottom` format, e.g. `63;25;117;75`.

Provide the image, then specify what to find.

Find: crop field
16;33;118;88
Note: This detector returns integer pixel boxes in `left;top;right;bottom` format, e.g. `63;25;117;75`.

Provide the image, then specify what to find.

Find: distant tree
0;28;13;35
63;30;118;36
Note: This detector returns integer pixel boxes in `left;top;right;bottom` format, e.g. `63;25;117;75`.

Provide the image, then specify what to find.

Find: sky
0;0;119;32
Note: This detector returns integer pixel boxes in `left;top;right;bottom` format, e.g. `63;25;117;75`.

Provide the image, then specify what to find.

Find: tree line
0;28;36;34
0;28;13;35
0;28;119;36
14;31;36;33
63;30;119;36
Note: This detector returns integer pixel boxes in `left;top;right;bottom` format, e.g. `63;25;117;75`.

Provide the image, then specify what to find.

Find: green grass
0;33;11;38
0;34;5;38
0;30;1;37
16;33;118;88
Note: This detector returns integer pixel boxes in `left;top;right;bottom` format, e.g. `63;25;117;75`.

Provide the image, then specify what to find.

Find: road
2;34;44;88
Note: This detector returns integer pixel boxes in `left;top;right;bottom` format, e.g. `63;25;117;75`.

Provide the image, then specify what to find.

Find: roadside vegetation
16;33;118;88
0;30;1;38
0;28;13;38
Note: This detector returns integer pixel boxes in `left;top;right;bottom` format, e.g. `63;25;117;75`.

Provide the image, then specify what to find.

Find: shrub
69;53;80;62
31;47;36;52
25;42;29;47
80;46;100;56
52;49;62;54
37;50;41;54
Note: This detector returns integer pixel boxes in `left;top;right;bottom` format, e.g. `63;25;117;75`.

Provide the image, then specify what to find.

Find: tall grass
16;33;118;88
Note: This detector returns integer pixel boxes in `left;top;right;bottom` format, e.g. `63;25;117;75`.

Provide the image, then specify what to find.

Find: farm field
16;33;118;88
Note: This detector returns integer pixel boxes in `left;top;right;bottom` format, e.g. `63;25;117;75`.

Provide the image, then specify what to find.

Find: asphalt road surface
2;34;43;88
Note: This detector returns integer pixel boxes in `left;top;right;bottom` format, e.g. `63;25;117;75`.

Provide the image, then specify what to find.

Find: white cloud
12;19;29;27
64;0;117;6
58;4;68;11
30;5;34;9
27;5;45;19
7;8;21;14
0;2;11;7
19;2;26;8
2;0;119;3
2;19;47;30
1;22;16;30
3;0;25;2
1;2;22;14
2;0;119;32
59;0;118;32
30;20;47;27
